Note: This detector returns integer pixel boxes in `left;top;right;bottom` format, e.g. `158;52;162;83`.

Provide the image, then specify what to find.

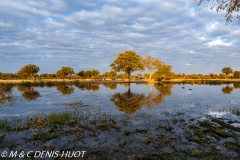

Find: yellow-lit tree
110;50;145;81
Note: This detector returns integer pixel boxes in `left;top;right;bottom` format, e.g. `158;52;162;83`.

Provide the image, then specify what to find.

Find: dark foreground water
1;82;240;159
1;82;240;120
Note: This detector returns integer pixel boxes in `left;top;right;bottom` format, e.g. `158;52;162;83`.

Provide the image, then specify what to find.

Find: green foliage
110;50;145;81
39;73;56;79
56;67;74;79
16;64;40;79
77;69;100;79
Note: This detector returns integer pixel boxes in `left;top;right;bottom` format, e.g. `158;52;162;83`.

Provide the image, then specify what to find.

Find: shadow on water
110;83;174;114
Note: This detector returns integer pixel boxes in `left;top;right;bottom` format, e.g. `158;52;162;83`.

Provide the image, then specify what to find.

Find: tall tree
56;67;75;79
142;56;164;80
110;50;145;81
195;0;240;24
221;67;233;78
16;64;40;79
153;64;173;81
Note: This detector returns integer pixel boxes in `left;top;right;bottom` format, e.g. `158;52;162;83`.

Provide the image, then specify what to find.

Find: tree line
0;50;240;81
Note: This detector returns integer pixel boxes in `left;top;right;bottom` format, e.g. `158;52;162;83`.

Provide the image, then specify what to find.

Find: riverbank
0;79;240;84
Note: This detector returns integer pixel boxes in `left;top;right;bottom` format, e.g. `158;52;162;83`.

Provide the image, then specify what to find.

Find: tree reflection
110;83;174;114
110;85;145;114
102;83;117;90
0;84;13;105
233;83;240;89
22;90;40;101
76;83;100;92
56;85;74;95
16;85;40;101
222;85;234;94
142;83;174;108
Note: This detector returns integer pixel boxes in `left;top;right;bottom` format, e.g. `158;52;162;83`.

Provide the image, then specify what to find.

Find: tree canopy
56;67;75;79
221;67;233;78
195;0;240;24
110;50;145;81
142;56;164;80
16;64;40;79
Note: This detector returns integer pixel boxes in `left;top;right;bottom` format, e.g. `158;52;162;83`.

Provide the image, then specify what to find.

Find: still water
0;82;240;119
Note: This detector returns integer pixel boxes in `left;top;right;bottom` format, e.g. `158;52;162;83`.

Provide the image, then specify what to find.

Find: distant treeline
0;50;240;80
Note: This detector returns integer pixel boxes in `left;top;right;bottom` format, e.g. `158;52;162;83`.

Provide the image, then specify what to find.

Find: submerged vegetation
0;106;240;159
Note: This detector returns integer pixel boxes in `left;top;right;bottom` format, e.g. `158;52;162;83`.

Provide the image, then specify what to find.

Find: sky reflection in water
0;83;240;119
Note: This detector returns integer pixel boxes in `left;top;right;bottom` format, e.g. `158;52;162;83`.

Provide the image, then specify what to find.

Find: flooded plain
0;82;240;159
1;82;240;119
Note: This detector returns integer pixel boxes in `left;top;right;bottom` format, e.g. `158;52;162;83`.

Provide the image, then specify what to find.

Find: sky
0;0;240;75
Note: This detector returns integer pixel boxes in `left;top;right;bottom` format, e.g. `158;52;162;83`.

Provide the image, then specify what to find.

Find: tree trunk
128;72;131;81
149;69;152;80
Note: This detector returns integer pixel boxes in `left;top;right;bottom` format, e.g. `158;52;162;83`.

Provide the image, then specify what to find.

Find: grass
229;106;240;116
0;109;240;159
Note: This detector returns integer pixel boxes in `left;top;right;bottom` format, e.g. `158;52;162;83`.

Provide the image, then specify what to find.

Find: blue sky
0;0;239;75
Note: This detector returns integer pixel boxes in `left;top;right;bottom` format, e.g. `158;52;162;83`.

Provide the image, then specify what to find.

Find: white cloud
208;39;232;46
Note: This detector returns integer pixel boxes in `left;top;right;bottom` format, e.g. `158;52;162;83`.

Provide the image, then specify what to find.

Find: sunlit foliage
222;67;234;79
110;50;145;81
16;64;40;79
56;67;75;79
142;56;164;80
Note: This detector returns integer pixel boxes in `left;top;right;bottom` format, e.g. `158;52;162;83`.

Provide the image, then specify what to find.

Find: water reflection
0;84;13;105
142;83;174;108
110;85;145;114
110;83;174;114
76;83;100;92
233;83;240;89
56;85;74;95
222;85;234;94
102;83;117;90
16;85;40;101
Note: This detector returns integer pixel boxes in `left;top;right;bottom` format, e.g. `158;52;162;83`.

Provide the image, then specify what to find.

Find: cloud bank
0;0;240;74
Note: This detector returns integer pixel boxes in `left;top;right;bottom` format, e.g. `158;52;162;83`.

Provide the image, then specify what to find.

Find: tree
195;0;240;24
103;71;117;80
221;67;233;79
110;50;145;81
56;67;75;79
233;71;240;78
153;64;173;81
16;64;40;79
142;56;164;80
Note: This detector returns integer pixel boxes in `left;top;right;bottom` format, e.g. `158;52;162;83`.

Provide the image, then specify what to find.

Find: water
0;82;240;119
